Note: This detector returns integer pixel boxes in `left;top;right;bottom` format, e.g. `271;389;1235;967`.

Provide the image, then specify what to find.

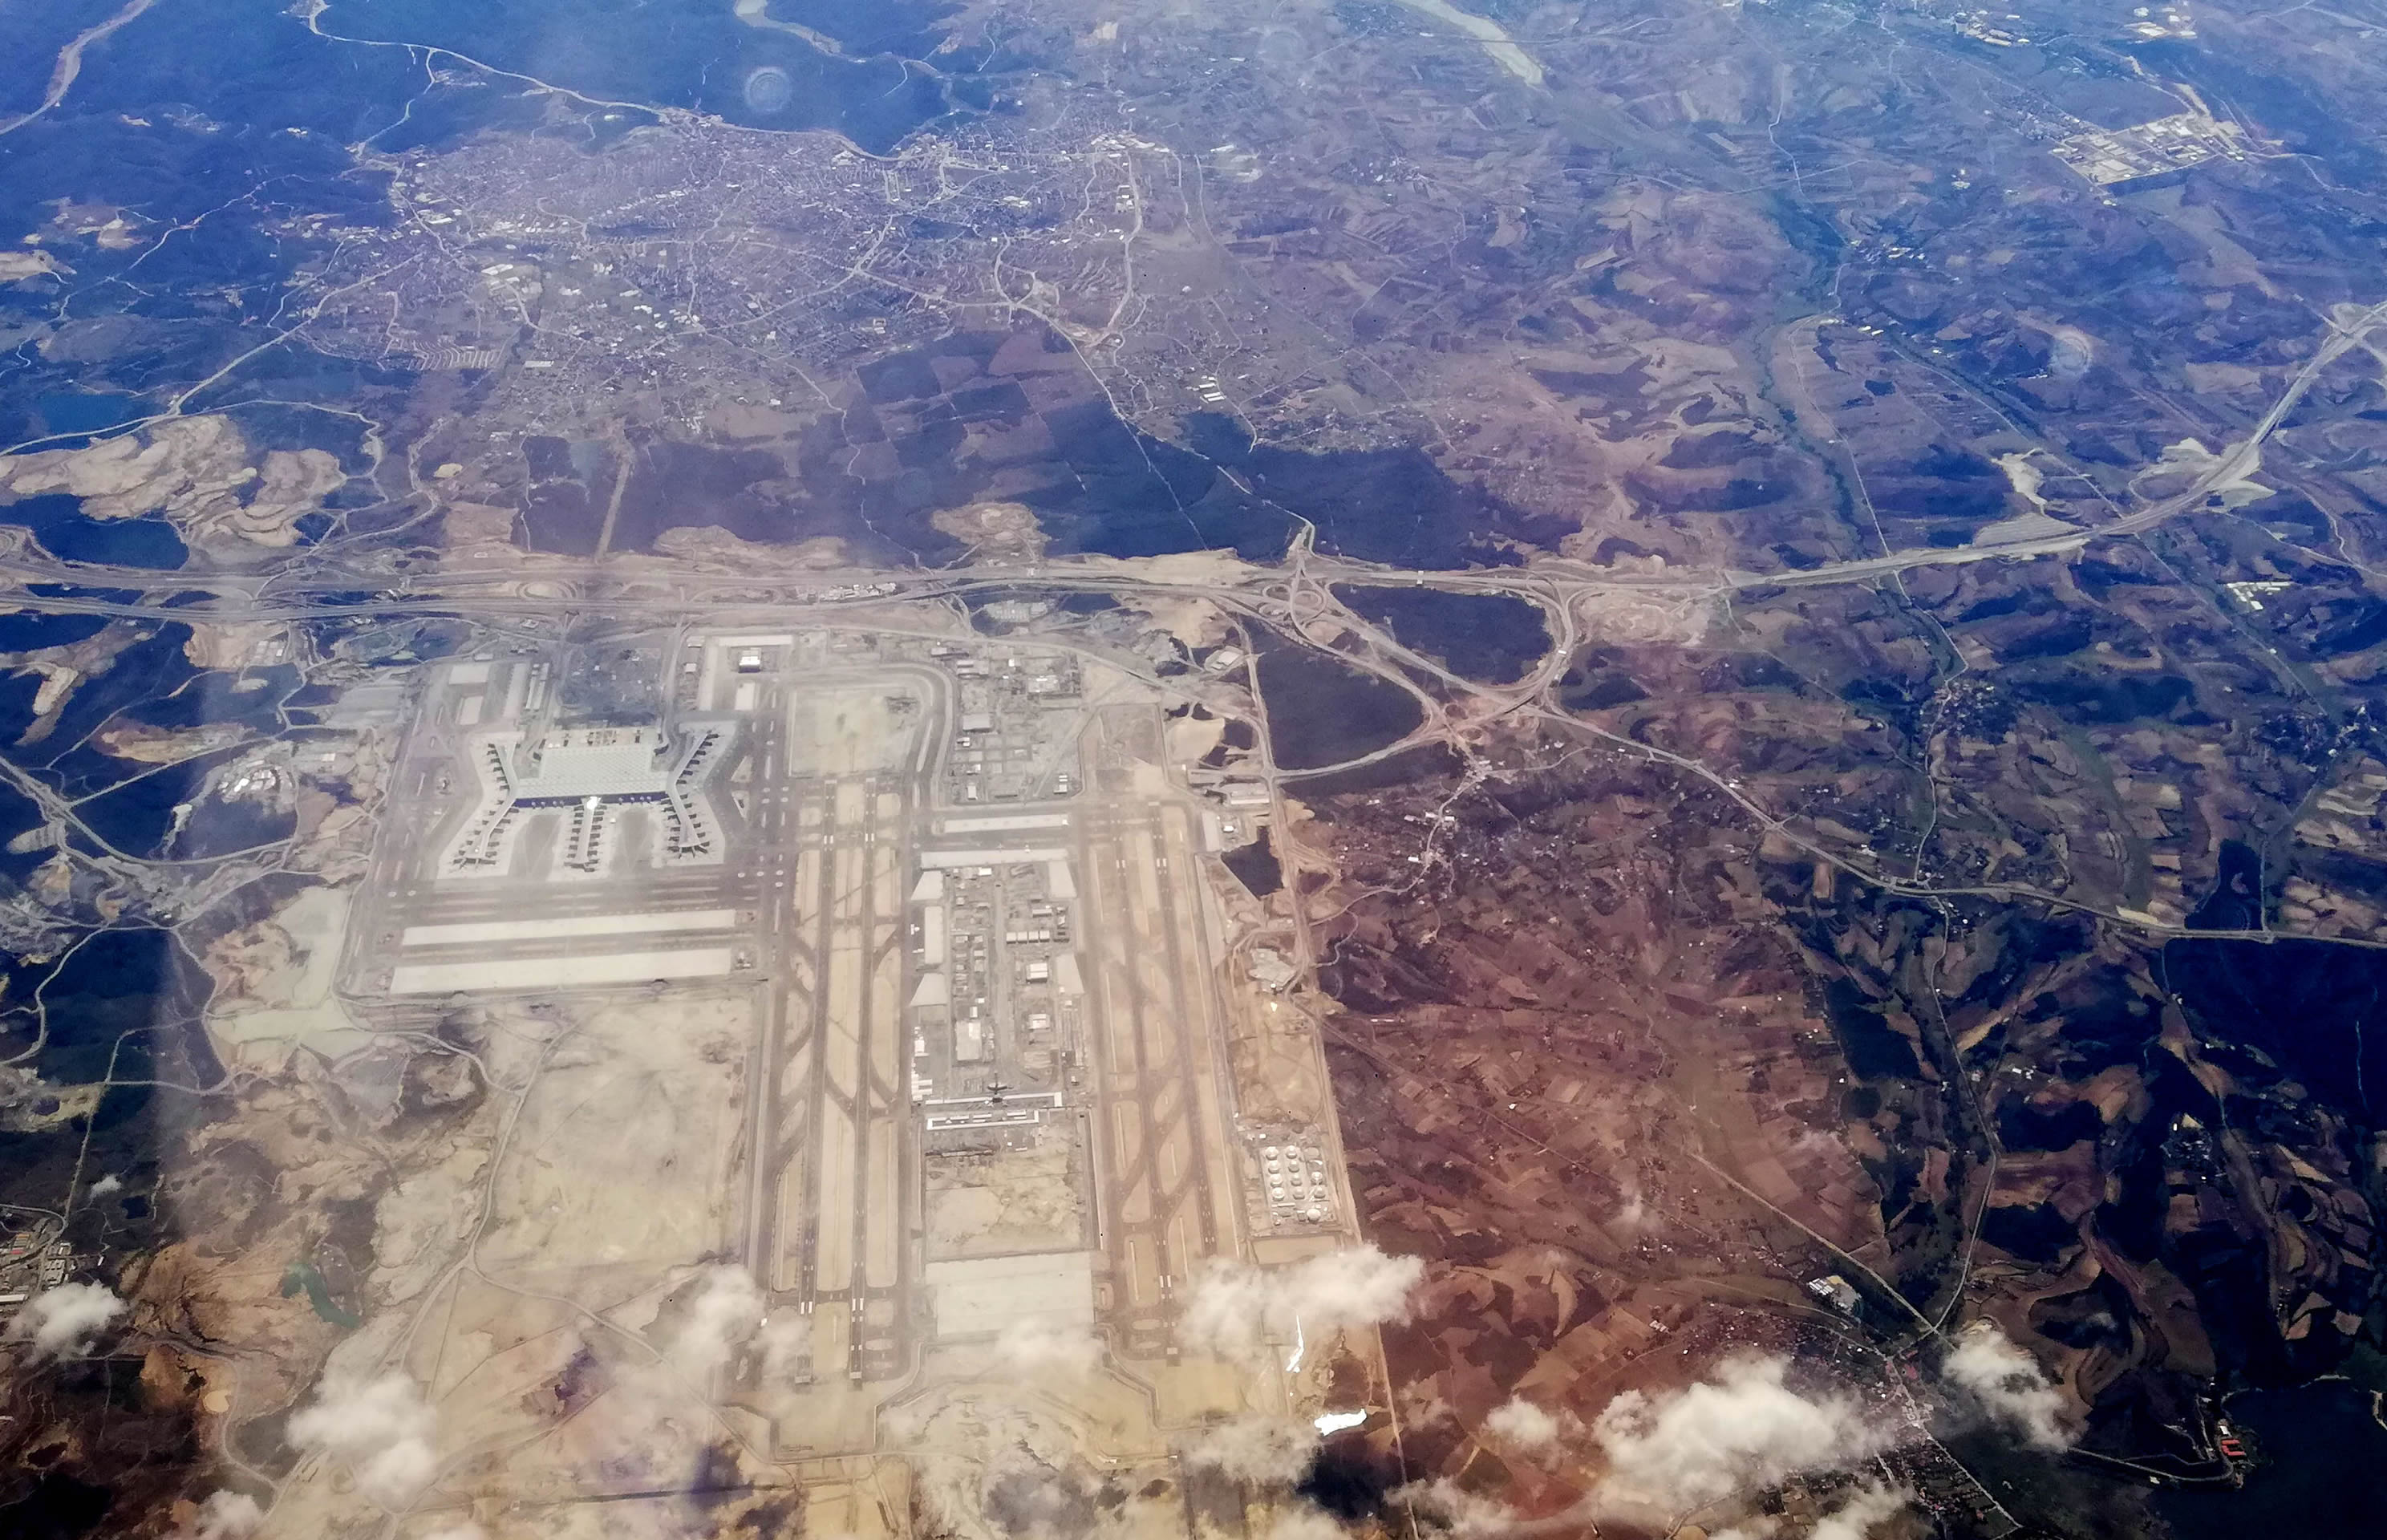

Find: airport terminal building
444;719;736;876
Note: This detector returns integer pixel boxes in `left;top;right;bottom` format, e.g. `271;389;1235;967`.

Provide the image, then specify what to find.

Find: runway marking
862;819;903;1295
865;1116;900;1290
813;1100;857;1290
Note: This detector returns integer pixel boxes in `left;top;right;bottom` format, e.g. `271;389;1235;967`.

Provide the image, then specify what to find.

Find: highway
14;298;2385;715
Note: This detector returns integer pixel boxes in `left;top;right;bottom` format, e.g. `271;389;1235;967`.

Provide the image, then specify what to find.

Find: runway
345;630;1297;1440
1077;790;1241;1335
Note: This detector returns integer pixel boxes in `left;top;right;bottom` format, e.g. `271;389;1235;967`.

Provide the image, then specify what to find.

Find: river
1380;0;1545;88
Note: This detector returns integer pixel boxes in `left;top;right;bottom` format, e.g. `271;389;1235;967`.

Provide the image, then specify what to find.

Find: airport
339;622;1362;1529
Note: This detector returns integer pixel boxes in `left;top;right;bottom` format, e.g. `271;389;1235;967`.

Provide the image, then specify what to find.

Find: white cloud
995;1316;1101;1380
1266;1504;1356;1540
186;1490;262;1539
1395;1477;1533;1538
7;1281;126;1360
1808;1481;1908;1540
421;1526;487;1540
1591;1356;1890;1516
1184;1415;1319;1487
286;1370;440;1508
667;1265;763;1380
1400;1388;1457;1429
1942;1324;2071;1450
1177;1245;1423;1367
88;1174;123;1198
756;1314;808;1388
1483;1396;1565;1449
591;1265;768;1478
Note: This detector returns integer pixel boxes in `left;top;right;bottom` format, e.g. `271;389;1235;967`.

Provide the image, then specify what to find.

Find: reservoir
2154;1381;2387;1538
